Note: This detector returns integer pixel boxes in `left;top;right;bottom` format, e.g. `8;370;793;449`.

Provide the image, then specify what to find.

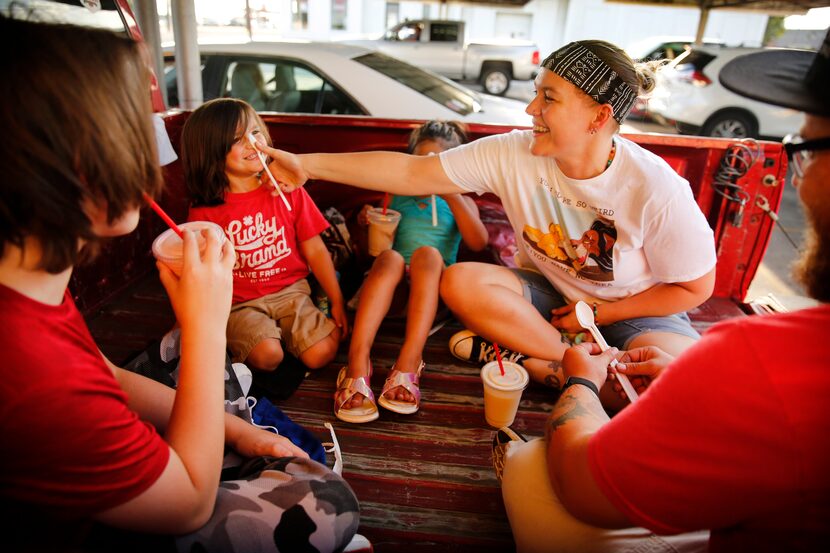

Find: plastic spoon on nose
247;132;292;212
574;301;639;403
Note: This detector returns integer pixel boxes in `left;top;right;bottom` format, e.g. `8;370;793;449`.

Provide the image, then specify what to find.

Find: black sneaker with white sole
448;330;526;366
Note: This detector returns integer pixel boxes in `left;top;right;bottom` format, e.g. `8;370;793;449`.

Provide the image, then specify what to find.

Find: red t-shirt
0;284;169;519
589;305;830;552
188;185;329;304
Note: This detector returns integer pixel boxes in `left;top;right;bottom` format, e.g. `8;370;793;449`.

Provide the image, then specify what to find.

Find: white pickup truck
348;19;539;96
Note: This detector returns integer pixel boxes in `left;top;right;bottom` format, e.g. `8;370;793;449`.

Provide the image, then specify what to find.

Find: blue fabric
252;397;326;464
389;195;461;265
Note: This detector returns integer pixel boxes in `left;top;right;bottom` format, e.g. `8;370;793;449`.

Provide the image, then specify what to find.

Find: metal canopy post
134;0;167;107
171;0;202;109
695;1;711;45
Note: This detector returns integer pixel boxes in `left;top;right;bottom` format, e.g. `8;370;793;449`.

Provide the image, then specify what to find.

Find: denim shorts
511;268;700;349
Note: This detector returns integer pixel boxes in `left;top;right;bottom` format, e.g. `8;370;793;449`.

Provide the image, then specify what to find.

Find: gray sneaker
449;330;526;366
492;427;528;482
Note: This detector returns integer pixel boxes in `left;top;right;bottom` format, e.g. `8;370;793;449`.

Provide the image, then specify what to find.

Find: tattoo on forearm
543;360;563;389
547;395;592;434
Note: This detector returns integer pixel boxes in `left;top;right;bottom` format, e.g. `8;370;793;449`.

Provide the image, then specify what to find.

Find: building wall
170;0;769;56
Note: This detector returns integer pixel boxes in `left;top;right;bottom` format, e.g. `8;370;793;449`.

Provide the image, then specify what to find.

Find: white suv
647;46;804;139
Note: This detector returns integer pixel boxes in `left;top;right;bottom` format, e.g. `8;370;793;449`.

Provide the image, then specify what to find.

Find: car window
354;52;478;116
222;58;363;115
162;56;207;108
0;0;127;32
430;23;459;43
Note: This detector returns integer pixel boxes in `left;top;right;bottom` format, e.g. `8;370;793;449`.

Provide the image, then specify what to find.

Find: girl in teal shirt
335;121;489;422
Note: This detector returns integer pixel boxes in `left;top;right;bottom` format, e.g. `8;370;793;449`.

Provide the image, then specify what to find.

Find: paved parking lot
474;80;814;311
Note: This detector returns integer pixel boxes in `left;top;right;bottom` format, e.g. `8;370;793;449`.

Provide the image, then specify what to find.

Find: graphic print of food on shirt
522;183;617;283
227;212;291;281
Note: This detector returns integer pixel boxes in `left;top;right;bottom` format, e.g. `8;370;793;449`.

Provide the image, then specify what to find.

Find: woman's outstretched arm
257;143;464;196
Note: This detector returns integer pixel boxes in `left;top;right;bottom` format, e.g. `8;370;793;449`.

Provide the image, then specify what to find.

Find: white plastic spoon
574;301;639;403
247;132;292;212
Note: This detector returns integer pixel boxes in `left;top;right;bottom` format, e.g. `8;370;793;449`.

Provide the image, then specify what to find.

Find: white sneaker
448;330;525;366
343;533;373;553
231;362;253;397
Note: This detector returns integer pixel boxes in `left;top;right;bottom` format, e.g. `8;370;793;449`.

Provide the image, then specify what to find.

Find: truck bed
77;113;784;551
87;270;740;552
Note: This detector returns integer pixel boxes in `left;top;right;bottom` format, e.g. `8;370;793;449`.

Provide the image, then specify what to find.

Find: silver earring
589;128;597;135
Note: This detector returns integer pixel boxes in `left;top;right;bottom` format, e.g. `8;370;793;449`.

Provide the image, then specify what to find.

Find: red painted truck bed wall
70;113;786;315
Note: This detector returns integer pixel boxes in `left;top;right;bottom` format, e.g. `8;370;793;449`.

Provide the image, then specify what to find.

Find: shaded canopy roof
607;0;829;16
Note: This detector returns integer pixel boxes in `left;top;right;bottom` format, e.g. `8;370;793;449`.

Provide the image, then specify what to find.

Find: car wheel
701;110;758;139
481;66;510;96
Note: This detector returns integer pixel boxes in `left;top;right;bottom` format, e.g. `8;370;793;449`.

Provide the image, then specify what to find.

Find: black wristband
563;376;600;398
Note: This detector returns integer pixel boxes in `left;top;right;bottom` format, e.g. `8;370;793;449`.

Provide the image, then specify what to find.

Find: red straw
382;192;389;215
143;192;183;239
492;342;505;376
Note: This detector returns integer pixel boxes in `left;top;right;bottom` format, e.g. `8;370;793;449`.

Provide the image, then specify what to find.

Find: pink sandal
334;366;379;424
378;361;424;415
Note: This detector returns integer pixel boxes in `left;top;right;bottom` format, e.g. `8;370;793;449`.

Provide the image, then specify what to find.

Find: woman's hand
157;229;235;336
254;142;309;193
550;303;584;334
561;342;619;392
615;346;673;379
608;346;674;399
231;424;309;459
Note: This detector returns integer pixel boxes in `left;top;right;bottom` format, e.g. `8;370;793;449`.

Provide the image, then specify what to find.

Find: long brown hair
181;98;271;207
0;15;163;273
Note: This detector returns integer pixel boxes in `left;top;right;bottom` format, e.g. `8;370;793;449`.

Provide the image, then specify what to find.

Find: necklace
606;139;616;170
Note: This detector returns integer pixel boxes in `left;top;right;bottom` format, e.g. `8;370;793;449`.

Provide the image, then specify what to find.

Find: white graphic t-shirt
440;130;716;303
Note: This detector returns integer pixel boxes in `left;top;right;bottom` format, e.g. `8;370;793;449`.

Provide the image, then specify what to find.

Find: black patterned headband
543;42;637;124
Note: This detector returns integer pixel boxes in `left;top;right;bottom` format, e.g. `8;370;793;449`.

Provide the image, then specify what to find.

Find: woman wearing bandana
259;41;717;407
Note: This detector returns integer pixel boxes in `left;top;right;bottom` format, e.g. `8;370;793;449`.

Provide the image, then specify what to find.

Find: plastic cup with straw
481;341;528;428
247;132;292;212
145;192;226;276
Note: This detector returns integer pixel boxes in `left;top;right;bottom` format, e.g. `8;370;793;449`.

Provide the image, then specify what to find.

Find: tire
701;110;758;139
481;65;511;96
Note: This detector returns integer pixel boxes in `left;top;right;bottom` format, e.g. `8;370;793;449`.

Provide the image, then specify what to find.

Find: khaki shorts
227;279;336;363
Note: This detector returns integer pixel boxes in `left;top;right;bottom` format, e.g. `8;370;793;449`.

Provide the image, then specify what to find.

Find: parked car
625;35;725;62
164;41;530;126
647;45;804;138
345;19;539;96
625;36;725;120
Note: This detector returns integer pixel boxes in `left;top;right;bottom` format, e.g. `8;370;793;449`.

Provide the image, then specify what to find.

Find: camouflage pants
176;456;359;553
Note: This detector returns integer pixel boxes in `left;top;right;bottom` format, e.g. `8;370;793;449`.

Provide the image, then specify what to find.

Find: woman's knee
246;338;284;371
440;262;487;307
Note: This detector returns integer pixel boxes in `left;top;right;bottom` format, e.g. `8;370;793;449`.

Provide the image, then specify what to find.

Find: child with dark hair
182;98;347;374
335;121;488;422
0;15;358;551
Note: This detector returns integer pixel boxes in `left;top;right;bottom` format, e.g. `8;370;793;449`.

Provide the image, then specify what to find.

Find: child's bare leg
299;326;341;369
387;246;443;402
340;250;405;408
246;338;285;372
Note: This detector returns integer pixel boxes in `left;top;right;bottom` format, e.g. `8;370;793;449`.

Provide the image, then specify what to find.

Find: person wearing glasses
496;30;830;553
